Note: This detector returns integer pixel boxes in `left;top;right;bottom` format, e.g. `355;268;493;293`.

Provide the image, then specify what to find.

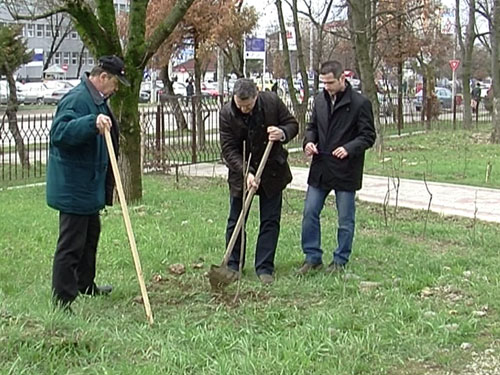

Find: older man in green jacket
47;55;129;311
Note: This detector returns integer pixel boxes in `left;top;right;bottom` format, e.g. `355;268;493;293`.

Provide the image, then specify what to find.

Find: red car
201;82;219;97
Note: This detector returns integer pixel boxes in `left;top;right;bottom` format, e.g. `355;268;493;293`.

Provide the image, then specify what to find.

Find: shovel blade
208;265;239;291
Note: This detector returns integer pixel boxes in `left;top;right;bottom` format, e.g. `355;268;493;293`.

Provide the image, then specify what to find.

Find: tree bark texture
4;69;29;168
348;0;382;153
490;0;500;142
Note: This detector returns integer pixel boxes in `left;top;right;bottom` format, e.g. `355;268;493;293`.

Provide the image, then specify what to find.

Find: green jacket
46;75;119;215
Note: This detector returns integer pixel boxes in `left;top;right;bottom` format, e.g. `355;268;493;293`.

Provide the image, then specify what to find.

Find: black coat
304;82;376;191
220;91;298;197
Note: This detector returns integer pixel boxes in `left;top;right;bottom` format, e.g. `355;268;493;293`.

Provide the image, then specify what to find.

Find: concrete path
179;162;500;224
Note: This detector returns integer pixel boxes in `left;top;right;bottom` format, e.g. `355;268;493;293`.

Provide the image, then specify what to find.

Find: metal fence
141;95;225;173
0;112;51;183
0;95;493;184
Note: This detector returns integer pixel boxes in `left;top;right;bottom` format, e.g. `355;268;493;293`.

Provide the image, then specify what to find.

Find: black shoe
296;262;323;275
80;284;113;296
325;262;345;274
93;285;113;296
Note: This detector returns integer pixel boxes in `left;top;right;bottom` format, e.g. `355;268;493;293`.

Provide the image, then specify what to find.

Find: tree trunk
113;88;143;202
161;65;188;131
4;72;29;168
193;39;205;149
275;0;307;136
457;0;476;130
292;0;309;108
490;0;500;142
423;64;437;130
349;0;382;153
397;60;403;135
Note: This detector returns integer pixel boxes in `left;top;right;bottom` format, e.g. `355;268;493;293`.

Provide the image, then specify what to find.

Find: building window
36;24;44;37
71;30;78;39
55;52;61;65
88;55;94;66
72;52;78;65
45;25;52;38
63;52;70;65
26;24;34;38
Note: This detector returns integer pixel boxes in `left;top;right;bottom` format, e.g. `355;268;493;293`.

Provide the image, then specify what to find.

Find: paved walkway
179;162;500;224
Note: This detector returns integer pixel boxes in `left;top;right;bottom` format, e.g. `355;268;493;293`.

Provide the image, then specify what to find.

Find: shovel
208;140;274;291
104;129;154;325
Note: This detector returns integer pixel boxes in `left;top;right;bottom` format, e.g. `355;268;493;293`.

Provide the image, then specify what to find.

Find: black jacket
220;91;298;197
304;82;376;191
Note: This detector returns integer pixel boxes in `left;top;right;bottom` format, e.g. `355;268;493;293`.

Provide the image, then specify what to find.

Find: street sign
449;59;460;71
245;37;265;59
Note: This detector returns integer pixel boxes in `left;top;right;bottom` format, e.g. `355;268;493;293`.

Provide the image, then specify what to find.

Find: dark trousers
52;212;101;305
226;191;282;276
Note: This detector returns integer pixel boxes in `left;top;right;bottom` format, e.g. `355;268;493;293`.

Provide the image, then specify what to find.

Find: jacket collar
322;80;352;109
82;72;107;106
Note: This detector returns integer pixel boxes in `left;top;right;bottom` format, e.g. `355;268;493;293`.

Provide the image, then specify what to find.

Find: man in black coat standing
297;61;376;275
220;79;298;284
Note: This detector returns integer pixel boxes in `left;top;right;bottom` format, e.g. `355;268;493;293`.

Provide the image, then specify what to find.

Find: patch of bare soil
132;270;271;308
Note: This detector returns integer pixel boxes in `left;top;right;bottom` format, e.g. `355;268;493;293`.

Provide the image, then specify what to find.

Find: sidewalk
179;162;500;224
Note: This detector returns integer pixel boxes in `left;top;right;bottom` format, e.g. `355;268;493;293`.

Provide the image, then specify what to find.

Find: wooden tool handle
104;129;154;325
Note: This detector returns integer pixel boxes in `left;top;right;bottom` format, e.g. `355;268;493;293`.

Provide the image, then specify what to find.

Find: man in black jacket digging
219;79;298;284
297;61;376;275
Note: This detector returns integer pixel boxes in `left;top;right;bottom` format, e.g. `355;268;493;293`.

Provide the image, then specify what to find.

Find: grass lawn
0;175;498;374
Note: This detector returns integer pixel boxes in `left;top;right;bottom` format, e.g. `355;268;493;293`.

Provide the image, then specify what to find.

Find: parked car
0;81;25;104
201;82;219;97
19;82;45;104
43;81;74;104
414;87;453;111
158;82;187;100
43;87;72;104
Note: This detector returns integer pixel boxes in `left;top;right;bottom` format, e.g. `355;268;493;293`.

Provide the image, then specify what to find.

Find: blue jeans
301;186;356;265
226;191;282;276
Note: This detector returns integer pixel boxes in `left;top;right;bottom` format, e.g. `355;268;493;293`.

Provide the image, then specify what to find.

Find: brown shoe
325;262;345;274
258;274;274;285
296;262;323;275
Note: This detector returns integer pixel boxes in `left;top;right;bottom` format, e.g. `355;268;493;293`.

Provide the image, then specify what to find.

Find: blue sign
245;37;265;59
246;38;265;52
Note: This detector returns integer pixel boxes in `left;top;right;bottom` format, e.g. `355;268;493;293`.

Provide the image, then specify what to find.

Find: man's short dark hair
233;79;258;100
320;61;344;78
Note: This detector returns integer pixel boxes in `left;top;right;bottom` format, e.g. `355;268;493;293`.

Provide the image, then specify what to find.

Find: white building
0;0;130;81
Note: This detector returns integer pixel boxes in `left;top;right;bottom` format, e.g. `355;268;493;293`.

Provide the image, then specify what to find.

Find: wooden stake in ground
104;130;154;325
